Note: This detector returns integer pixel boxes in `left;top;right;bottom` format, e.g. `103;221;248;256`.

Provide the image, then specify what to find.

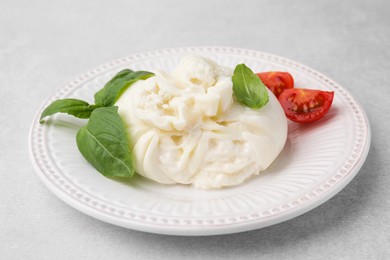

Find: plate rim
29;46;371;236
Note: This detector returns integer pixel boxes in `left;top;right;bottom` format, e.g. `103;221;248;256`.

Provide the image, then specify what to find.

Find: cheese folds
116;56;287;189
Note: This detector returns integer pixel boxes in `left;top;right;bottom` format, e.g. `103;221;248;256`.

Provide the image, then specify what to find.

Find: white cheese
116;56;287;189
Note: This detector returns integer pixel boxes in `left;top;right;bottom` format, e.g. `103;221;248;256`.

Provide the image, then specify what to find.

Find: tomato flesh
278;88;334;123
257;72;294;98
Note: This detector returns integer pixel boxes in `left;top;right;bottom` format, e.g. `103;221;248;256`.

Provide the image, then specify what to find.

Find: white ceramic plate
29;47;370;236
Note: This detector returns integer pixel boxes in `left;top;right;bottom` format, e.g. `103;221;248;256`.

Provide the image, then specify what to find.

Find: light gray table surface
1;0;389;259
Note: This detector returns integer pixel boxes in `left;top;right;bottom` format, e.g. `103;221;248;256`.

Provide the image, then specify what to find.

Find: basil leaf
232;64;269;109
94;69;154;107
76;106;134;178
40;98;96;122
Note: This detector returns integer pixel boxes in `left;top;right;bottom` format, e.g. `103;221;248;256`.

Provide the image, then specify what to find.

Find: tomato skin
257;72;294;98
278;88;334;123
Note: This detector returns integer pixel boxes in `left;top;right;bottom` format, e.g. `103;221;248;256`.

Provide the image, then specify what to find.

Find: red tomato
278;88;334;123
257;72;294;98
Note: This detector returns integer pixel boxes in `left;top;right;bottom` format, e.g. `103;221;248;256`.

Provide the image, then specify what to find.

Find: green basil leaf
40;98;96;123
94;69;154;107
232;64;269;109
76;106;134;178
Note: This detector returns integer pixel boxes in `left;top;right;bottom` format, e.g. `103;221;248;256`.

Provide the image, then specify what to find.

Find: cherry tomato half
257;72;294;98
278;88;334;123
